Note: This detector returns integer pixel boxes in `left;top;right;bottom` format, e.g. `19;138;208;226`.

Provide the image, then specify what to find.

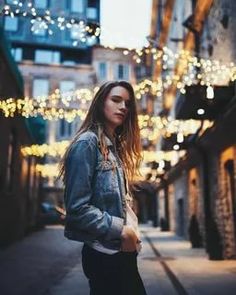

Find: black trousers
82;244;147;295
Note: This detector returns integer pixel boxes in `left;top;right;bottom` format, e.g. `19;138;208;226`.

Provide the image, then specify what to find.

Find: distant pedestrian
59;81;147;295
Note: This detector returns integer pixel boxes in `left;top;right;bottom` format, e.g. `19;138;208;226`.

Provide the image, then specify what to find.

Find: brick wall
216;146;236;258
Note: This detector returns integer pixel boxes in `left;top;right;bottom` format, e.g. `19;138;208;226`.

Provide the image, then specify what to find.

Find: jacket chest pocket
95;160;119;192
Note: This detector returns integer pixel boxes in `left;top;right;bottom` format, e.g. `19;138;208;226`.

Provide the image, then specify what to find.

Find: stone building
149;0;236;259
92;45;136;84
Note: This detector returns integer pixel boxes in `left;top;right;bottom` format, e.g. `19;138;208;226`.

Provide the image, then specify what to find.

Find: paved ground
0;225;82;295
140;224;236;295
1;224;236;295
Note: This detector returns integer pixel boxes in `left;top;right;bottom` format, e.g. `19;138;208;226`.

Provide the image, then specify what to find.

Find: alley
1;0;236;294
1;224;236;295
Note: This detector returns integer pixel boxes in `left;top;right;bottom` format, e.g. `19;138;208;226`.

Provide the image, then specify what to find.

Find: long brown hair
59;80;142;182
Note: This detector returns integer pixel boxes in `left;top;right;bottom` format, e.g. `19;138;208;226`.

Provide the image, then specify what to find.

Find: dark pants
82;244;147;295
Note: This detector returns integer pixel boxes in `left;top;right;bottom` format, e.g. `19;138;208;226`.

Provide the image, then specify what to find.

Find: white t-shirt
87;200;141;254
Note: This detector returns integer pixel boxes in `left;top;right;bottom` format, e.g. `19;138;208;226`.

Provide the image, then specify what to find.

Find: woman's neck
104;127;115;142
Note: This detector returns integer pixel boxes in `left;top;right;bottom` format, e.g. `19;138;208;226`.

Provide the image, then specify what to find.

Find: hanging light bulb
206;85;214;99
177;132;184;143
197;108;205;115
173;144;180;150
159;160;165;169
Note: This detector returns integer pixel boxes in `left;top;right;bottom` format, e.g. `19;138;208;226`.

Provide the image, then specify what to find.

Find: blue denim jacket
64;130;127;250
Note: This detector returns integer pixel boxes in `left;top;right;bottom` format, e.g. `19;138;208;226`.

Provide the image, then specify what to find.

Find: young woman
59;81;147;295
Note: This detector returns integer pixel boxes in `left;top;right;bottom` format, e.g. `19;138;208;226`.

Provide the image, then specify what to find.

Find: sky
100;0;152;49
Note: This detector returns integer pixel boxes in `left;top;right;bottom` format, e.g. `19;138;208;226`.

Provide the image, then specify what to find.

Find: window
32;79;49;99
118;64;124;79
60;80;75;101
60;80;75;93
4;16;18;32
60;119;66;137
70;24;83;40
11;48;22;62
86;7;97;19
35;50;60;64
71;0;84;13
34;0;48;9
87;36;97;46
32;20;47;36
62;60;76;66
115;64;130;80
59;119;73;137
59;81;75;137
98;62;107;80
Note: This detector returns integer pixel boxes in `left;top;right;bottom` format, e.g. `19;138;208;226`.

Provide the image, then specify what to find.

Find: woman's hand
121;225;138;252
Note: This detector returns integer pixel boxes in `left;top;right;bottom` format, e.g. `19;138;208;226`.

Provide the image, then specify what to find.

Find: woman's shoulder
72;130;99;148
77;130;98;142
68;131;98;157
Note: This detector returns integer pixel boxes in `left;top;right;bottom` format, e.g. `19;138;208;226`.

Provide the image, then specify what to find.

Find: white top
87;199;141;254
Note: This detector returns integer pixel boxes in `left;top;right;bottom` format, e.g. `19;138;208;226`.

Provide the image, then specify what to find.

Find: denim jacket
64;130;127;250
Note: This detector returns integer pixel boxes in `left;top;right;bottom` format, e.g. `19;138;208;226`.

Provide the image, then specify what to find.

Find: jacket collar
104;134;114;147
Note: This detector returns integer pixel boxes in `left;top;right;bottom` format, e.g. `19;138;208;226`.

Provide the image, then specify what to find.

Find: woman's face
103;86;131;131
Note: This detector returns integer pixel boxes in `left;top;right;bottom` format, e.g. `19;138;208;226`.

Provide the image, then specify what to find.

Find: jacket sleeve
64;137;124;242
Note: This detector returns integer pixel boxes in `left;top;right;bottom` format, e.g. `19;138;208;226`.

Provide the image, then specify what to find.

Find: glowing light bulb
206;85;214;99
177;133;184;143
197;108;205;115
173;144;180;150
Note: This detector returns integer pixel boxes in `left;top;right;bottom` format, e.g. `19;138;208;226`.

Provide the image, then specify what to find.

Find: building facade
3;0;100;204
149;0;236;259
92;45;136;84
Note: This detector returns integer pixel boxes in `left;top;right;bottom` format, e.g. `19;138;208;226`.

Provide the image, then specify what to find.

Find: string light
139;115;213;142
197;108;205;115
206;85;214;99
2;3;236;95
0;88;94;122
36;163;59;178
134;55;236;98
142;150;186;164
21;119;213;158
21;140;69;158
2;2;236;82
1;2;101;46
35;150;186;178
